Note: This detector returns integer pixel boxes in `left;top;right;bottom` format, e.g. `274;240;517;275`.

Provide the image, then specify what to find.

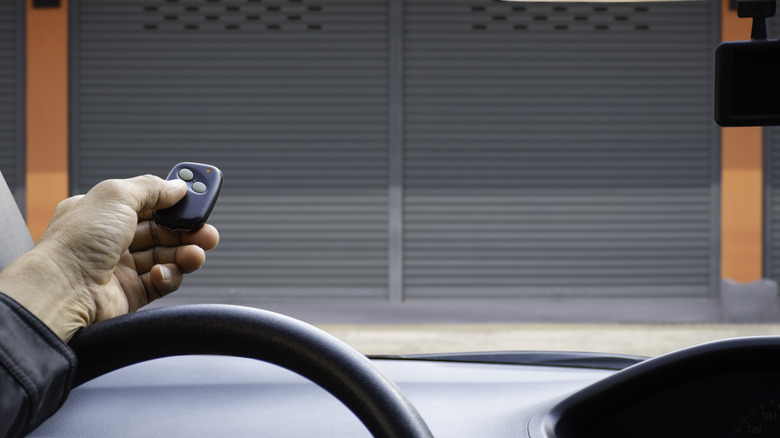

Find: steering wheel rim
68;304;433;438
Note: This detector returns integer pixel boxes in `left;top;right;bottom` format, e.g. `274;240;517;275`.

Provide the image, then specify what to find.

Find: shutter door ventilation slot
142;0;324;31
469;3;651;32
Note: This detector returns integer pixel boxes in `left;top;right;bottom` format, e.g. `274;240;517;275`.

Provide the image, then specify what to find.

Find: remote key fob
153;162;223;231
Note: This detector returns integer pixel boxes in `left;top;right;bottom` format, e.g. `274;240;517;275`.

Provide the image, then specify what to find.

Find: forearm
0;293;76;437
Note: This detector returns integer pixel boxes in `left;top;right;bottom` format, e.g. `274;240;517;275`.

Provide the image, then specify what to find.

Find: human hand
0;175;219;341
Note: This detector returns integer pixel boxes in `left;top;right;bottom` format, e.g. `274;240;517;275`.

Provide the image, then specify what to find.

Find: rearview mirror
715;0;780;126
715;39;780;126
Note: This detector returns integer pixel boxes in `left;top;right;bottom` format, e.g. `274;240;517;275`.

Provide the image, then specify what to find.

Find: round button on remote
192;182;207;193
178;168;194;181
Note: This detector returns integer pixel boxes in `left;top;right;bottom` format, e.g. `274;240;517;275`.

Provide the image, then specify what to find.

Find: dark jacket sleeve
0;293;76;438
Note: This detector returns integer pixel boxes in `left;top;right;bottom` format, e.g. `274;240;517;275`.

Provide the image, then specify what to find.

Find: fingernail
159;266;172;281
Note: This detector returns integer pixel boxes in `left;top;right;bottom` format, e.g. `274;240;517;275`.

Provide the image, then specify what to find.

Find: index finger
130;221;220;252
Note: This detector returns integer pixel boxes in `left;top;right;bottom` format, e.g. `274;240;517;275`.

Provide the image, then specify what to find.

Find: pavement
316;323;780;358
151;296;780;358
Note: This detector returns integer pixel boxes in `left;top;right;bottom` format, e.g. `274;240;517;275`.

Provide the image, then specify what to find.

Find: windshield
14;0;780;361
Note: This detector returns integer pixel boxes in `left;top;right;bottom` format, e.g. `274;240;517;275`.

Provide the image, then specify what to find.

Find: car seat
0;172;33;270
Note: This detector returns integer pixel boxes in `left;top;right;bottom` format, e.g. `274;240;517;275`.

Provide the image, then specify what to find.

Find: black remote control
153;162;223;231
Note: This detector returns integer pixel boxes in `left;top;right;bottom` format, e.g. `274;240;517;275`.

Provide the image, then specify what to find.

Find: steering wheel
68;304;433;438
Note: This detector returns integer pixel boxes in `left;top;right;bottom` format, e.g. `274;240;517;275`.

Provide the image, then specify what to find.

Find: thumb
82;175;188;215
121;175;188;213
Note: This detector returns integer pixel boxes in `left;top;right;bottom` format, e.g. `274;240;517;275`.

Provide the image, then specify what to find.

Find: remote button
192;182;207;193
178;168;194;181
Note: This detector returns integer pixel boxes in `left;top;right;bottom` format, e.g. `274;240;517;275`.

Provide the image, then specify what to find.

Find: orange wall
720;0;765;282
26;0;69;241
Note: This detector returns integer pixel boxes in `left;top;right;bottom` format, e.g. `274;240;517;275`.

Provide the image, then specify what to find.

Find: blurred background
9;0;780;356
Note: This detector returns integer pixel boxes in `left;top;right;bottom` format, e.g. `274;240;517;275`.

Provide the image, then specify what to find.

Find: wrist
0;248;96;341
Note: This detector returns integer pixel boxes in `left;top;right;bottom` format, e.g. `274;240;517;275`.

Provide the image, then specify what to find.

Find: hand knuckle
91;179;125;198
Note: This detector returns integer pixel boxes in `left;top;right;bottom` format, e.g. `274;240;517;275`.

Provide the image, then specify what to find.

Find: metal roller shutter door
403;0;718;298
0;1;24;206
769;127;780;280
72;0;718;300
765;18;780;281
71;0;390;298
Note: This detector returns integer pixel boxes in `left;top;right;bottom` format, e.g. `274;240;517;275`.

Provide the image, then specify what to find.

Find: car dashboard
30;354;611;437
30;329;780;438
543;336;780;438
